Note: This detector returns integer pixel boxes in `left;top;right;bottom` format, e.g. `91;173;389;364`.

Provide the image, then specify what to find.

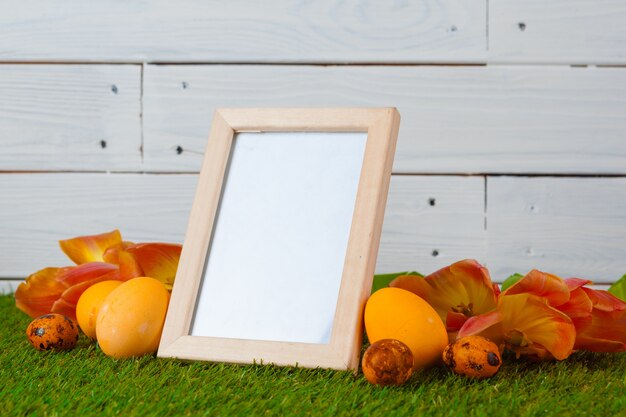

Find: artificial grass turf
1;294;624;417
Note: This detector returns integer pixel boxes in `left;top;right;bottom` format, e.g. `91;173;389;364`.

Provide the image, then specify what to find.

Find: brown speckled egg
26;314;79;351
443;335;502;378
362;339;414;386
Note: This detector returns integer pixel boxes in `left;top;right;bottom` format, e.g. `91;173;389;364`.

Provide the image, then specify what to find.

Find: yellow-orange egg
76;280;123;339
96;277;170;358
364;287;448;370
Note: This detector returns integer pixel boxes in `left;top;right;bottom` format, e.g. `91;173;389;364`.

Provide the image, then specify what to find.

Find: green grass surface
1;294;625;417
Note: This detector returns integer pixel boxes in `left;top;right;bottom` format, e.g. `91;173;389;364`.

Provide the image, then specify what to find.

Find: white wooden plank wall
379;176;486;273
1;1;624;65
0;1;487;63
1;1;626;289
0;173;197;278
487;177;626;283
490;0;626;64
0;65;142;171
143;65;626;174
4;65;625;174
0;174;484;279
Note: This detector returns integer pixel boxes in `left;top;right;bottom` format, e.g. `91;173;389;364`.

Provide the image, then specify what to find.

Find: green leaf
608;274;626;302
371;271;422;294
501;273;524;292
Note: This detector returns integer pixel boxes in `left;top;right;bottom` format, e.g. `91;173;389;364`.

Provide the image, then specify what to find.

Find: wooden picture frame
158;108;400;371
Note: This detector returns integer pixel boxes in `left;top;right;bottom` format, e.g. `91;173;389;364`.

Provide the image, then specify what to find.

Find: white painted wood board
0;65;142;171
489;0;626;64
0;173;196;279
487;177;626;283
378;175;486;274
0;0;486;64
143;65;626;174
0;173;486;280
1;280;20;295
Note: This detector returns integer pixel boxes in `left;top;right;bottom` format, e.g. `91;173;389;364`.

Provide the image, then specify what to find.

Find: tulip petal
580;287;626;312
114;249;144;281
460;293;576;360
15;267;72;318
492;283;502;298
56;262;119;287
458;310;503;341
503;269;570;307
499;293;575;360
446;311;470;331
102;241;135;265
565;277;593;291
436;260;497;314
410;259;496;324
59;230;123;264
122;243;182;290
15;262;120;321
573;309;626;352
51;264;120;321
59;271;120;306
50;298;79;321
389;274;431;300
103;243;143;280
558;287;593;319
568;286;626;352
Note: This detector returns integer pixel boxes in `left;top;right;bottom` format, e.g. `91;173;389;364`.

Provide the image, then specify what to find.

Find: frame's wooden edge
159;111;234;349
158;336;352;370
217;107;394;132
327;107;401;371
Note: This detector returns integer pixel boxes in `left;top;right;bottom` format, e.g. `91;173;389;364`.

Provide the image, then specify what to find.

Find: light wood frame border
158;108;400;371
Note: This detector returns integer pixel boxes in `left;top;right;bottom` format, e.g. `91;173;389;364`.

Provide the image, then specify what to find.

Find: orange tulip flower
59;230;124;264
390;259;499;340
502;269;571;306
15;230;182;321
459;269;624;359
103;243;182;290
563;278;626;352
458;292;576;360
